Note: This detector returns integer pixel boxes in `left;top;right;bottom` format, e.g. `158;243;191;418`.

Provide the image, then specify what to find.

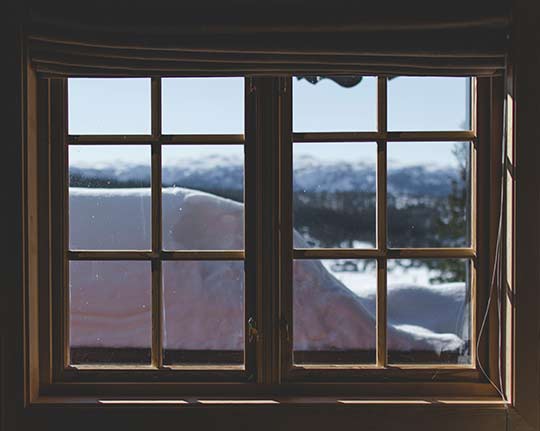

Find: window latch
281;317;290;343
248;317;260;343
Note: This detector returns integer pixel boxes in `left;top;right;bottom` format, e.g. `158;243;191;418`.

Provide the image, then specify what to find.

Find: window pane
162;261;244;366
293;76;377;132
387;142;471;248
69;145;151;250
387;259;471;364
293;143;376;248
388;77;471;131
69;261;151;365
68;78;151;135
162;78;244;134
293;259;376;365
162;145;244;250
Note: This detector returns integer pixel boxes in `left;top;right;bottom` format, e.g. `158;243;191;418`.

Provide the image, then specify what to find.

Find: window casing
33;75;504;398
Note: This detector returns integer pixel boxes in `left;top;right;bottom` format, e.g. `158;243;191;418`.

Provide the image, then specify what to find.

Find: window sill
29;395;508;409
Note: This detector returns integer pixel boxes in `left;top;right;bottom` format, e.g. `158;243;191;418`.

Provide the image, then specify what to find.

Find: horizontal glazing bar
294;132;380;142
68;250;245;260
386;248;476;258
68;134;245;145
293;248;475;259
385;131;476;141
68;135;153;144
293;249;382;259
161;134;245;144
293;131;475;143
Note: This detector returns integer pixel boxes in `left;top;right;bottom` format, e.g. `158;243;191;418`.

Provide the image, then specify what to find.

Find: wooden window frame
47;77;260;386
27;73;507;400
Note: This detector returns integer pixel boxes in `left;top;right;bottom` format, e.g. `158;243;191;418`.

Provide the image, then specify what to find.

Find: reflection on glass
69;261;151;365
162;145;244;250
293;76;377;132
68;78;151;135
293;143;376;248
293;259;376;364
162;77;244;134
387;142;471;248
387;259;471;364
388;77;471;131
162;261;244;366
69;145;151;250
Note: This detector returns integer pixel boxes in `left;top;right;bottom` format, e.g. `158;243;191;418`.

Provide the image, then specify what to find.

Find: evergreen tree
427;143;469;283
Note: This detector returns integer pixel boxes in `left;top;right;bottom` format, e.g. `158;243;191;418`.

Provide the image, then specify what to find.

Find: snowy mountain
69;154;460;197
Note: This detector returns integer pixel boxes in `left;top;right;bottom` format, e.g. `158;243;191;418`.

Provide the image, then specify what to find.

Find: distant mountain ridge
70;155;461;197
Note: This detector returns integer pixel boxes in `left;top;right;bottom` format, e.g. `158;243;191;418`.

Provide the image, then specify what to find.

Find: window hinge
248;317;260;343
278;78;287;95
248;79;257;94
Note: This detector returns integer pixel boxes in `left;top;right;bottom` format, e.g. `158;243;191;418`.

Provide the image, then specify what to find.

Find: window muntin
66;77;249;373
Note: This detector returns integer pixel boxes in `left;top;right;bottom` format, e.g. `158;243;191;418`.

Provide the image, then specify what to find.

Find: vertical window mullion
244;76;259;380
251;77;285;383
280;76;293;381
376;77;388;368
60;79;70;370
151;77;163;369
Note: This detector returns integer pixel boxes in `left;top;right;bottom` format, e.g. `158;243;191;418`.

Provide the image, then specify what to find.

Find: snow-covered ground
69;187;469;359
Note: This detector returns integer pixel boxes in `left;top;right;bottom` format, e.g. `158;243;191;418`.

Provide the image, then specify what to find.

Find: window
287;76;474;377
36;74;500;396
63;77;253;381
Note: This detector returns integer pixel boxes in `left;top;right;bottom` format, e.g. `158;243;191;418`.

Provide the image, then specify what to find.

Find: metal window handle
283;319;290;343
281;317;290;343
248;317;259;343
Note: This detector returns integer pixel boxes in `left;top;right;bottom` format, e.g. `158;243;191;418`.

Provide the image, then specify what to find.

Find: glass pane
387;259;471;364
388;77;471;131
162;261;244;366
293;76;377;132
293;259;376;365
293;143;376;248
69;145;151;250
69;261;151;365
162;145;244;250
162;77;244;134
68;78;151;135
387;142;471;248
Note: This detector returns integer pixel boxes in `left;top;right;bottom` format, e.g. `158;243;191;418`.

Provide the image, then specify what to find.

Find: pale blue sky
68;76;470;168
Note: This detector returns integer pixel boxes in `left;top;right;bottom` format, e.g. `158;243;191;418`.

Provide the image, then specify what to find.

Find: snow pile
69;187;467;357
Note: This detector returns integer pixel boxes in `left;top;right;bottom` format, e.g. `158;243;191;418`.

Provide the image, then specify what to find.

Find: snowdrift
69;187;467;358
